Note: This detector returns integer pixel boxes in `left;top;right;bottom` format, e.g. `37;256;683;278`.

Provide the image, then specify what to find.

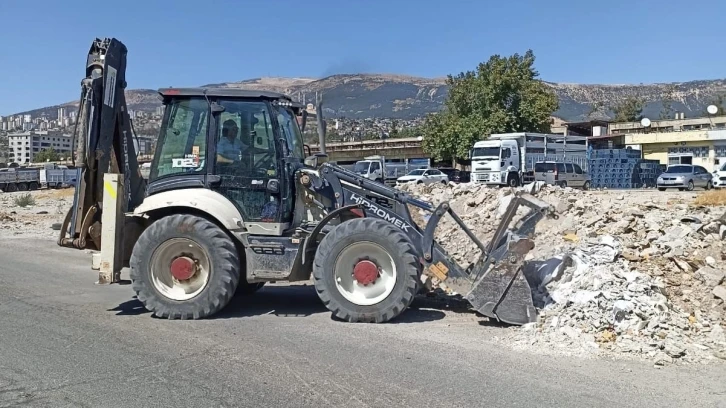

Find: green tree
34;148;60;162
660;85;677;120
421;50;558;163
610;96;646;122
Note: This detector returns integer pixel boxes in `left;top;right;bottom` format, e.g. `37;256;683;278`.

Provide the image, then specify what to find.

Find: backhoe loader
58;37;556;325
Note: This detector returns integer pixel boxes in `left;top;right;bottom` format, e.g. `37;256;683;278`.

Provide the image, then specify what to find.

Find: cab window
150;97;208;180
275;107;304;159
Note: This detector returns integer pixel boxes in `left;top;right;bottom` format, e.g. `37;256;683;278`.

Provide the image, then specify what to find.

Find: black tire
130;214;241;319
687;180;694;191
706;180;713;190
29;182;39;190
17;183;28;191
6;184;17;192
582;181;591;191
507;173;519;187
658;188;666;191
312;217;420;323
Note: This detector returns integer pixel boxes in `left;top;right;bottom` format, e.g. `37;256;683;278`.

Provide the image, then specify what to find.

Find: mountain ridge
9;74;726;122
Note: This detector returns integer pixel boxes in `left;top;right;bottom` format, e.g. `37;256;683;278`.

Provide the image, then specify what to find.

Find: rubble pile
398;181;726;365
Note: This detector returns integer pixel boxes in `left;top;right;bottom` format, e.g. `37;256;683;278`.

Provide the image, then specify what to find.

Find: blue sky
1;0;724;115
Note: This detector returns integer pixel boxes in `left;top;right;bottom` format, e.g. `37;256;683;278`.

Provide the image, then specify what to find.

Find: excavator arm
58;38;147;251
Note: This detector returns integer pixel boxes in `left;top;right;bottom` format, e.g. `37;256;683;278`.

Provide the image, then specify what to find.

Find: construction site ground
1;187;726;406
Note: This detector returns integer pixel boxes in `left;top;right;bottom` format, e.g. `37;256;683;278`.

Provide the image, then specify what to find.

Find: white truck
351;155;430;186
469;132;589;187
352;155;387;183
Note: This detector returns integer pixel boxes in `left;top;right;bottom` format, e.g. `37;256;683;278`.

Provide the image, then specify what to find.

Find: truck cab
352;155;386;183
470;139;521;187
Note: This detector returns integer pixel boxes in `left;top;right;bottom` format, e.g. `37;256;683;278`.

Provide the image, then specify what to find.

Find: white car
396;168;449;185
712;163;726;188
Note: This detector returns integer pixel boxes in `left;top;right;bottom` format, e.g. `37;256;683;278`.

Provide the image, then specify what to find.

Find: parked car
711;163;726;189
533;161;591;190
657;164;713;191
437;167;470;183
396;168;449;185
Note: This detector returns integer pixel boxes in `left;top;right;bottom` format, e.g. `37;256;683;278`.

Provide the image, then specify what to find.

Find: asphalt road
1;238;725;408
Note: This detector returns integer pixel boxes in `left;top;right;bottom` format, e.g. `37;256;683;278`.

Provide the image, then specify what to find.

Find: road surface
0;238;724;407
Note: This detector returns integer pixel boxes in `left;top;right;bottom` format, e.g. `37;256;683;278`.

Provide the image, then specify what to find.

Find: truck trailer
469;132;589;187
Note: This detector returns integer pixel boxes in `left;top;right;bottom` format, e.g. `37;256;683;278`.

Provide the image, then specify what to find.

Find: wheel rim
333;241;397;306
149;238;211;301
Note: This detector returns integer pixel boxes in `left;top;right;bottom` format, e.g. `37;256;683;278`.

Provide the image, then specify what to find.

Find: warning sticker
103;65;117;108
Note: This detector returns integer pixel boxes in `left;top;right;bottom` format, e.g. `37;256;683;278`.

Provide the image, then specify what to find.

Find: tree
660;85;677;120
610;96;645;122
34;148;60;162
421;50;558;163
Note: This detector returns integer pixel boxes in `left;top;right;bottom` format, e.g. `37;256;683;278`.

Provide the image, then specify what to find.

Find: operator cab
148;88;307;231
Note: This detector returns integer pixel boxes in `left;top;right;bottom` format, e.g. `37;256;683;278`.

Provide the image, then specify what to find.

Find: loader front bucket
465;234;538;325
420;192;556;326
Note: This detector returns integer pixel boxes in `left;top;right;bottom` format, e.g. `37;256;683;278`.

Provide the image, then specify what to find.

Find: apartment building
7;130;73;164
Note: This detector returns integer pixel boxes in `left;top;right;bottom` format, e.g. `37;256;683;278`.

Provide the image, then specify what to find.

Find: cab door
211;100;288;235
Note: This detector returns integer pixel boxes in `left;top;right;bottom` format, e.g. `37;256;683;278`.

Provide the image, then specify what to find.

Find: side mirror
303;144;312;157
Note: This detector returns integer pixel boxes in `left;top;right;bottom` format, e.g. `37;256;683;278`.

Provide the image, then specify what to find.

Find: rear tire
582;181;591;191
130;214;241;319
312;217;420;323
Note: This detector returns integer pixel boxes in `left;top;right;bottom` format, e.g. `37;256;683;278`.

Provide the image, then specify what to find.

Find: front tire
687;180;694;191
130;214;241;319
312;217;420;323
507;173;519;187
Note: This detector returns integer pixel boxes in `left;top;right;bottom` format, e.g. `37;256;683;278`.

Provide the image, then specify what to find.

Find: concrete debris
399;181;726;365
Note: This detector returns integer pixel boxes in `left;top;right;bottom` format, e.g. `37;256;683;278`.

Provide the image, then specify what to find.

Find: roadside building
610;114;726;170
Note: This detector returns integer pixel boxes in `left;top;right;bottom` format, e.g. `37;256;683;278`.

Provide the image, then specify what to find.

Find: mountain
10;74;726;122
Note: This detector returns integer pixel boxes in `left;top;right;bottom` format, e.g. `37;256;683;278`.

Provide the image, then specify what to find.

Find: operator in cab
216;119;248;164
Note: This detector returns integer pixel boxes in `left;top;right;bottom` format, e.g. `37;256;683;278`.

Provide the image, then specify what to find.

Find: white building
8;130;73;164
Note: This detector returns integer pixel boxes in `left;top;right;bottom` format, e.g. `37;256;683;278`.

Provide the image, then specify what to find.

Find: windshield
353;162;371;174
275;106;304;159
407;169;426;176
665;165;692;174
472;147;500;158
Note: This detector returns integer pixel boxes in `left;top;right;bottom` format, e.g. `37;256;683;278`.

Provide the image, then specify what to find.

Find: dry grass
34;188;75;201
692;189;726;206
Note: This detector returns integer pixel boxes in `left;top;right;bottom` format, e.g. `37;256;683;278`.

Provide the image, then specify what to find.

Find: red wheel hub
353;260;379;285
170;256;196;280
